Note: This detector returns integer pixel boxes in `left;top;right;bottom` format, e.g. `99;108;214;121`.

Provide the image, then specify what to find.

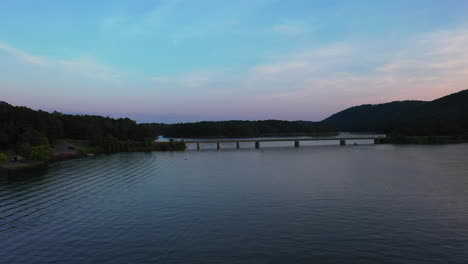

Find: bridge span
183;134;386;150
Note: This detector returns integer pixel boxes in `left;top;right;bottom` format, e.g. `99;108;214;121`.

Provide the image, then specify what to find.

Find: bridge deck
183;135;385;144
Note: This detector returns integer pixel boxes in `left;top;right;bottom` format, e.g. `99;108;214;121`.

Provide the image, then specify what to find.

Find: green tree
19;128;44;146
0;153;7;165
17;142;32;159
30;145;53;162
100;135;120;153
0;132;9;148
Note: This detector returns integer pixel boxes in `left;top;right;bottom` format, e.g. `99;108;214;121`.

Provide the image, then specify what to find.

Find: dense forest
2;89;468;161
0;102;337;160
0;101;158;159
323;89;468;137
322;101;426;133
146;120;337;138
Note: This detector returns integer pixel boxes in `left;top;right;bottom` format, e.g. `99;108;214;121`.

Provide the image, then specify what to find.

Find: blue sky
1;0;468;122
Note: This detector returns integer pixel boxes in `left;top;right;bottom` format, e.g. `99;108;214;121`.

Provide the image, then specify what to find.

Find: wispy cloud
99;0;182;37
372;27;468;97
272;22;311;35
251;61;308;75
4;18;468;121
56;57;120;82
0;42;121;82
0;43;48;66
245;26;468;113
152;70;220;88
99;1;211;50
147;25;468;120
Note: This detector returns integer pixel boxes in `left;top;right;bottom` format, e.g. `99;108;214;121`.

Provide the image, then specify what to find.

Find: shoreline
3;136;467;176
0;140;186;176
381;135;468;145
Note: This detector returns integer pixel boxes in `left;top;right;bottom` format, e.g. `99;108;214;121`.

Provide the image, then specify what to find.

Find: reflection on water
1;144;468;263
0;154;159;236
0;166;49;185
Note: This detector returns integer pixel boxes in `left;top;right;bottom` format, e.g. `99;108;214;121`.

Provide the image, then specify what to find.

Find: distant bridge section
183;134;386;150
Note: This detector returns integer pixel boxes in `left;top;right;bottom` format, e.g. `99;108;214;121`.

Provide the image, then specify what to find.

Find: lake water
1;144;468;263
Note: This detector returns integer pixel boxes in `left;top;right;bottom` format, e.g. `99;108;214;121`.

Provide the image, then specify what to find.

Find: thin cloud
245;26;468;113
152;25;468;108
151;25;468;119
3;21;468;121
272;23;311;35
0;42;48;66
0;42;121;82
152;70;222;89
99;0;180;36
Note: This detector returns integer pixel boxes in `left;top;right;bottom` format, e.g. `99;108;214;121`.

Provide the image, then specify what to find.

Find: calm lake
1;143;468;263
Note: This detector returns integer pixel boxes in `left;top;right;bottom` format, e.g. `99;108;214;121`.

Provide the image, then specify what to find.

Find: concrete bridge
183;134;386;150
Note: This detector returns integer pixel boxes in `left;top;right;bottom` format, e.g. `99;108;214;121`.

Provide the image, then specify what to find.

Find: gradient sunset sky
1;0;468;123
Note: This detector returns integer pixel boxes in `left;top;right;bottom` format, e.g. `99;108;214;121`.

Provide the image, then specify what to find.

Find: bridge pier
236;142;240;149
255;141;260;149
197;143;200;150
294;140;300;148
340;139;346;146
217;142;220;150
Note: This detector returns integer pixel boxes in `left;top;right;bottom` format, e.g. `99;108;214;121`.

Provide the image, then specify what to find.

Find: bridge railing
183;133;386;150
183;134;386;143
333;134;386;139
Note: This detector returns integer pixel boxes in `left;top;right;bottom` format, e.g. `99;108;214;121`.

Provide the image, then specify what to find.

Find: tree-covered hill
394;89;468;135
323;89;468;136
322;101;426;133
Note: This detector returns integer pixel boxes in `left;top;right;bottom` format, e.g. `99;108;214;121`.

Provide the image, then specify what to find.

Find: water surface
1;144;468;263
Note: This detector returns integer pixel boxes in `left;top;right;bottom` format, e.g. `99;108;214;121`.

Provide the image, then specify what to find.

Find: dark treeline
147;120;338;138
0;101;157;158
3;88;468;158
322;101;426;133
323;89;468;138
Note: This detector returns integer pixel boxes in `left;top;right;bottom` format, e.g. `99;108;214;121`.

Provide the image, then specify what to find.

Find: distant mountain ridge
322;89;468;136
323;100;426;132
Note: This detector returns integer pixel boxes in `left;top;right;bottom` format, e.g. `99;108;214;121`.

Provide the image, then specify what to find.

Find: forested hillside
394;89;468;135
323;101;426;133
323;89;468;136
